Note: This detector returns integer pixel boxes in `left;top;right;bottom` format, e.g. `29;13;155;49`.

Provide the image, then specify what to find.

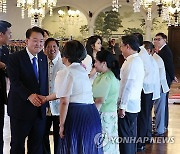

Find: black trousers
165;92;169;129
10;116;46;154
0;104;4;154
118;112;138;154
146;112;152;138
43;116;60;154
137;92;153;148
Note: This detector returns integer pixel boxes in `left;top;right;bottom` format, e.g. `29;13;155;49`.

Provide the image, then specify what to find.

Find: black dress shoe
153;132;164;137
137;146;145;152
164;127;168;133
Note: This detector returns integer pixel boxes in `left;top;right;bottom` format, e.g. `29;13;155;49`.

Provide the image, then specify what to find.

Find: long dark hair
96;50;120;80
86;35;102;65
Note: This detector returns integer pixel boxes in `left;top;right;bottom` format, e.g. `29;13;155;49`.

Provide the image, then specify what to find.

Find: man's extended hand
0;61;6;69
28;94;42;107
38;95;47;104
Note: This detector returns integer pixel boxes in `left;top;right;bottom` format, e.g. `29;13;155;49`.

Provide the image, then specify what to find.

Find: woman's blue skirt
57;103;103;154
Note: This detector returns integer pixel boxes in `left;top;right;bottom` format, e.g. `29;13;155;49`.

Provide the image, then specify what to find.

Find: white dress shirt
138;46;154;94
150;55;160;100
55;63;94;104
153;53;169;93
159;43;166;51
48;55;65;115
118;53;144;113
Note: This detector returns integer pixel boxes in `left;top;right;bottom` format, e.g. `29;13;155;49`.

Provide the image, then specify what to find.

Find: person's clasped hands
28;94;47;107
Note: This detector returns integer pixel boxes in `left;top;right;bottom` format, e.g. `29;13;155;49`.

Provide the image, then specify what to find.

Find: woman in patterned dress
92;50;120;154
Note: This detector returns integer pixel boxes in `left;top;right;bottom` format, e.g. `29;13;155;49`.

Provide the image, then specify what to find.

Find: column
144;19;153;41
88;24;94;36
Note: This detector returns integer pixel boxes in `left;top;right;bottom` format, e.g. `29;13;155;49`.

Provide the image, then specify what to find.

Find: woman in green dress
92;50;120;154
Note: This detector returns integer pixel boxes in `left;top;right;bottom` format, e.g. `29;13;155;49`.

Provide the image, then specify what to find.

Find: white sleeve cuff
119;103;126;110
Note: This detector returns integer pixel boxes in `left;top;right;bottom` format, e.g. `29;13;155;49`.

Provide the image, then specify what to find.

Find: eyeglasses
154;38;163;41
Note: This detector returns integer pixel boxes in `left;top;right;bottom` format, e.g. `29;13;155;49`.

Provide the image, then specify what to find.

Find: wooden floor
137;104;180;154
138;80;180;154
3;81;180;154
3;104;180;154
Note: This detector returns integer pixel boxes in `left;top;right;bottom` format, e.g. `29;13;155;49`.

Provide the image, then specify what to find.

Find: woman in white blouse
44;40;103;154
82;35;102;83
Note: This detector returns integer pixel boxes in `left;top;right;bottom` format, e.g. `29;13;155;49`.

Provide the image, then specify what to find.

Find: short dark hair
62;40;86;63
143;41;154;52
133;32;143;46
26;26;44;39
44;38;59;48
155;32;167;40
43;29;50;36
96;50;120;80
0;20;11;34
122;35;140;51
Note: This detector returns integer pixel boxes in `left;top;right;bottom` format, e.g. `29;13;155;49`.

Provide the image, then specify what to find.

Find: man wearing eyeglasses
154;32;175;133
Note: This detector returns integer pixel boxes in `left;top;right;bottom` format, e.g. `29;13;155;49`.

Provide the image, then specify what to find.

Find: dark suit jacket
158;44;175;87
108;43;121;62
0;46;9;106
7;49;48;120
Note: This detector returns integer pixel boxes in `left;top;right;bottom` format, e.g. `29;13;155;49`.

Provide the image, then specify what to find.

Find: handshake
28;93;48;107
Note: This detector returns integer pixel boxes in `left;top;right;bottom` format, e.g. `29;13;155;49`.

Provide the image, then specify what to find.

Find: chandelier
133;0;154;20
17;0;57;26
133;0;180;22
0;0;6;13
58;9;80;18
162;1;180;26
112;0;121;12
58;7;80;25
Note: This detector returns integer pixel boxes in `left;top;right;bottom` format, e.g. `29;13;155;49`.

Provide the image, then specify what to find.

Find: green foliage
95;12;106;34
123;28;144;35
53;27;66;39
139;18;161;31
104;10;123;31
80;25;89;37
140;19;145;27
94;10;122;41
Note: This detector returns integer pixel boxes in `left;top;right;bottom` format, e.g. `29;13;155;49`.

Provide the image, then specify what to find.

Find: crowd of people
0;20;176;154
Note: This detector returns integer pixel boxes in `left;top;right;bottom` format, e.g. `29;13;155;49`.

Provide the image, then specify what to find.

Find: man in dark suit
8;26;48;154
0;20;11;154
108;39;121;64
154;32;175;131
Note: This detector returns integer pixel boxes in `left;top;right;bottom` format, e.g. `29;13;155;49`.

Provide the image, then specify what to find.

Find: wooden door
168;26;180;69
